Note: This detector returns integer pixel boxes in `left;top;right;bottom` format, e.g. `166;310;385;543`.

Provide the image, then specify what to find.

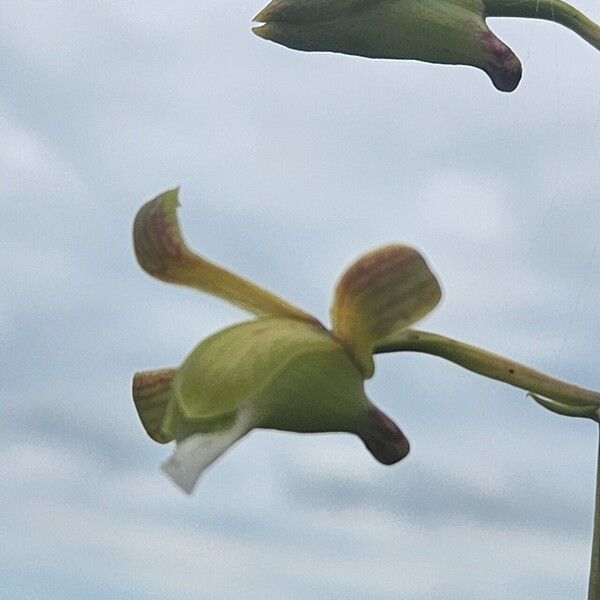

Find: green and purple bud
253;0;600;91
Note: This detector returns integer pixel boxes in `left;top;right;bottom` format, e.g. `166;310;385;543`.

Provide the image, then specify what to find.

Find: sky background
1;1;600;598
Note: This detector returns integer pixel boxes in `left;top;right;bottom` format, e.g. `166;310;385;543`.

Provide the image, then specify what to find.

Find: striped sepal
132;368;177;443
331;245;442;377
133;189;316;322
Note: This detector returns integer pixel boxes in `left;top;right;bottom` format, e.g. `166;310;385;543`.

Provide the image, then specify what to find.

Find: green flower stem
377;329;600;596
484;0;600;51
589;427;600;600
375;329;600;407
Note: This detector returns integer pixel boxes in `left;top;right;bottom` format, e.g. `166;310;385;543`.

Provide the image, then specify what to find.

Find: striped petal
331;245;442;377
133;189;316;322
132;368;177;443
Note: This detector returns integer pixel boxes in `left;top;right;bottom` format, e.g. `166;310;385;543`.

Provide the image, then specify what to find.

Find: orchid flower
132;189;600;494
253;0;600;91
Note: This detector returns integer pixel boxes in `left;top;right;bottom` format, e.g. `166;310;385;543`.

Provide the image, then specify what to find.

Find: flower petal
132;368;177;444
133;189;316;322
331;245;442;377
174;317;352;422
161;409;253;494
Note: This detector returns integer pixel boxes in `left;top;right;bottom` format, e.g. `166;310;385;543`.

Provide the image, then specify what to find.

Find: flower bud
254;0;522;90
254;0;600;91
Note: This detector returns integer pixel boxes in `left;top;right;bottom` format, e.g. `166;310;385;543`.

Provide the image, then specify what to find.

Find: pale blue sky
1;1;600;598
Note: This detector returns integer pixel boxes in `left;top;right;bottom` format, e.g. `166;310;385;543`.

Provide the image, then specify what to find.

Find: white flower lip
161;410;253;495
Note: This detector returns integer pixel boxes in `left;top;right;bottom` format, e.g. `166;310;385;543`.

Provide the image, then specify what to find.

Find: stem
484;0;600;51
529;392;598;419
374;329;600;407
589;426;600;600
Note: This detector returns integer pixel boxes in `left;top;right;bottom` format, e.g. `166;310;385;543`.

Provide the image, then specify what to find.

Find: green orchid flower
133;189;600;493
253;0;600;91
133;189;440;492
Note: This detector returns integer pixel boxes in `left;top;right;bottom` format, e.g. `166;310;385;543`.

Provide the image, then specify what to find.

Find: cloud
0;436;589;600
288;458;591;535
